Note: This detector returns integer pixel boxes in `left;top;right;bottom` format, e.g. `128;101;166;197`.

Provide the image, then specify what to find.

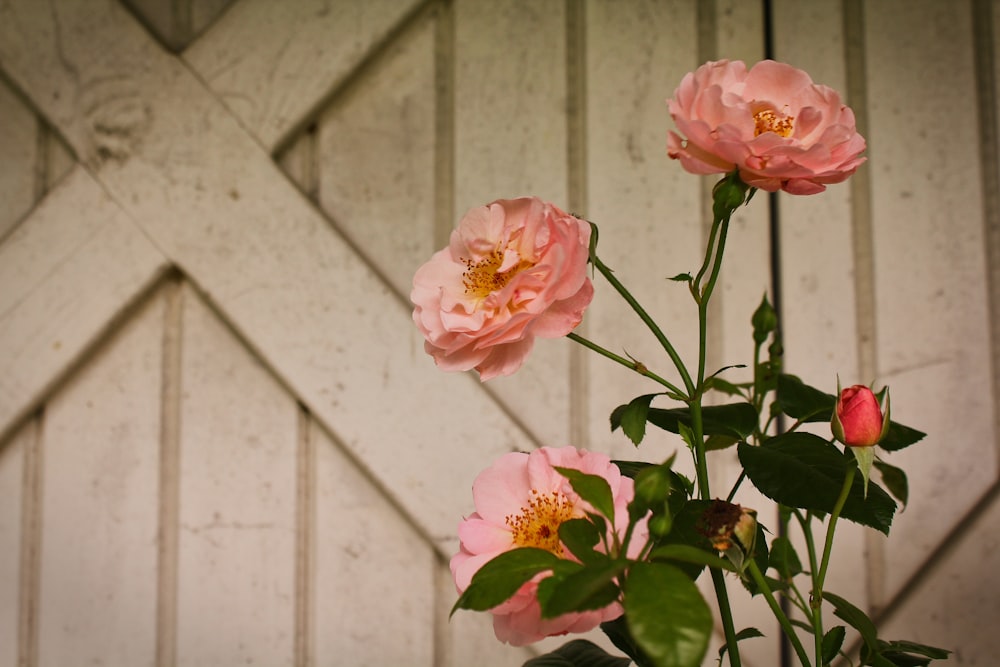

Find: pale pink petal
667;59;865;194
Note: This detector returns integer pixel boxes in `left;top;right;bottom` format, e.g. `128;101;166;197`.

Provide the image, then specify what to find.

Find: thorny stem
589;253;696;397
565;332;685;397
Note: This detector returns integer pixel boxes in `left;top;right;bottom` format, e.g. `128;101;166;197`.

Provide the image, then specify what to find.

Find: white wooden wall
1;1;998;665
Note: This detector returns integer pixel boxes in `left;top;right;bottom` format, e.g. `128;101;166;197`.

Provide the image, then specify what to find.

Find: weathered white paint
0;0;998;664
0;167;169;441
183;0;422;151
36;291;163;666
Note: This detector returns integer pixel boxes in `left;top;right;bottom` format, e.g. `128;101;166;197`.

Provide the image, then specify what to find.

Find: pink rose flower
831;384;888;447
411;197;594;381
667;59;866;194
450;447;642;646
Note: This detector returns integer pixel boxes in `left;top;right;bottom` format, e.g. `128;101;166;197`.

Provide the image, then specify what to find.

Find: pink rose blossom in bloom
832;385;887;447
450;447;644;646
667;59;867;194
411;197;594;381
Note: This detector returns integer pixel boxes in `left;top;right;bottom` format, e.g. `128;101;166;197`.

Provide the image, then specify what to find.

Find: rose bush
666;59;866;194
832;384;888;447
411;197;593;381
450;447;640;645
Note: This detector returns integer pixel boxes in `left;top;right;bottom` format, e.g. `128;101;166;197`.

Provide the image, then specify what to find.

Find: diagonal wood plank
0;0;524;553
183;0;425;152
0;166;170;441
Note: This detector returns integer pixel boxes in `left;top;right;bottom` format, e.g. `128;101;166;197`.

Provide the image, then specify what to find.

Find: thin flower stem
725;470;747;503
747;560;813;667
691;200;741;665
692;216;722;298
591;254;696;396
810;468;855;666
565;332;685;396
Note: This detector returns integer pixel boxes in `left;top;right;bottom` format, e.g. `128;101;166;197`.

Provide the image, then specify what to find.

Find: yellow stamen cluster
506;489;576;555
461;249;529;299
753;108;795;138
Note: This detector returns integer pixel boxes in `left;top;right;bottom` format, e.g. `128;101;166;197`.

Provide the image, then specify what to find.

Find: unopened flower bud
831;384;889;448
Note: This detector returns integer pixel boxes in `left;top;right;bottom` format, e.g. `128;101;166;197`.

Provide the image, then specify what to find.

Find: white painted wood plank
312;420;435;666
183;0;422;151
0;420;26;666
0;0;526;554
0;167;169;440
0;3;525;551
0;78;38;240
771;0;871;624
315;8;436;298
176;284;298;665
35;291;163;666
863;0;997;600
584;0;702;464
878;488;1000;664
452;0;574;449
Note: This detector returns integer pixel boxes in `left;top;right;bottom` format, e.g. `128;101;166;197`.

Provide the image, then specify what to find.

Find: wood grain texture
0;79;38;240
175;285;298;665
863;0;997;603
183;0;423;151
312;419;435;665
315;7;436;298
0;167;169;442
0;0;527;555
0;421;26;667
37;291;163;666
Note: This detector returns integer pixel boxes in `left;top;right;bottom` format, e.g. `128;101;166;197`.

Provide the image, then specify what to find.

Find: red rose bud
831;384;889;448
831;382;891;498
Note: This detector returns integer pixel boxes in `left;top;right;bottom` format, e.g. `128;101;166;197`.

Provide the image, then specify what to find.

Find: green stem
747;560;813;667
591;254;695;396
565;332;685;396
811;467;856;666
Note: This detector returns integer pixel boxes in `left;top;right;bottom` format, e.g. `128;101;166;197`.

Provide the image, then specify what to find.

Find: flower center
505;489;577;555
753;108;795;138
462;249;531;299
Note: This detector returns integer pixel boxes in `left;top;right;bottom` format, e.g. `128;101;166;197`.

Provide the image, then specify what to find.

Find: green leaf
540;560;625;618
554;467;616;525
873;460;909;508
523;639;632;667
877;639;951;660
822;626;847;664
718;627;765;662
624;562;713;667
647;402;758;440
558;518;603;565
703;376;747;398
776;374;836;423
669;272;693;283
866;654;901;667
611;459;649;479
704;434;738;451
452;548;561;615
767;536;803;579
601;617;656;667
648;544;736;572
824;591;878;653
878;421;927;452
612;394;659;446
737;434;897;534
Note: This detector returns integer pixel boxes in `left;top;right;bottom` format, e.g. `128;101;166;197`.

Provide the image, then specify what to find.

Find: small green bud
648;511;673;539
751;294;778;345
